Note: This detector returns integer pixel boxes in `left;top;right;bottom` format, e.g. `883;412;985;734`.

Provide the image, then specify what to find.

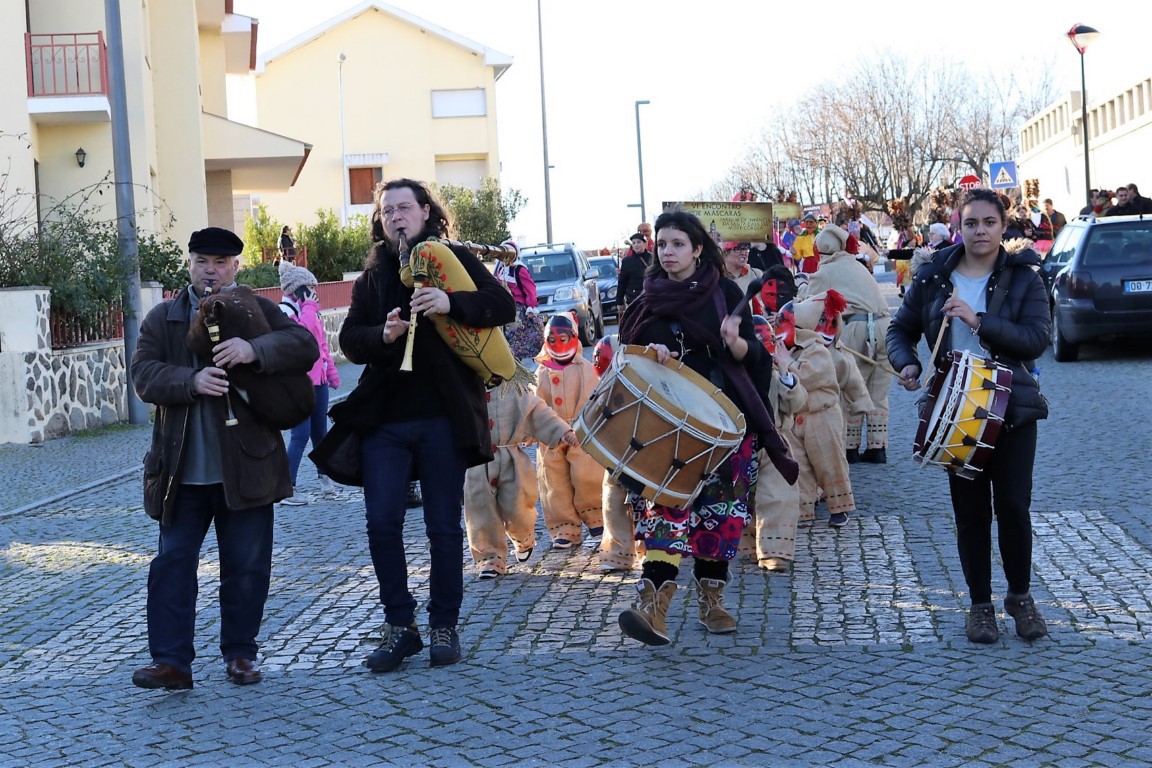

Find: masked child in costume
463;380;577;579
590;334;645;572
776;291;859;528
534;312;605;549
739;316;807;573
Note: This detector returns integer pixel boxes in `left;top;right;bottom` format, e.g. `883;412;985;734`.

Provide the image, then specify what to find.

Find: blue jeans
361;417;467;629
287;383;330;485
146;484;274;672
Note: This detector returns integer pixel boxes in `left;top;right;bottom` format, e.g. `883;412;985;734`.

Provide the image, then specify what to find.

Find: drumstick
731;276;766;317
927;288;955;378
839;344;905;379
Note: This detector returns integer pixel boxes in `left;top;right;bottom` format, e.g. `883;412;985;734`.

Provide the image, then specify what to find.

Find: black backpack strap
280;300;300;318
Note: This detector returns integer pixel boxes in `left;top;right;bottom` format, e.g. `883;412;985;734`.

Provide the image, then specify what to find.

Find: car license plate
1124;279;1152;293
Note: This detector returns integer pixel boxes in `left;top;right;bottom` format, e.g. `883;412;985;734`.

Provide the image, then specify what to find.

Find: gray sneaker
1004;592;1048;640
365;624;423;672
966;602;999;644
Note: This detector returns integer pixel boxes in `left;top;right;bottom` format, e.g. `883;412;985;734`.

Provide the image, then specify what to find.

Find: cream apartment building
1019;74;1152;216
3;0;310;239
252;0;511;227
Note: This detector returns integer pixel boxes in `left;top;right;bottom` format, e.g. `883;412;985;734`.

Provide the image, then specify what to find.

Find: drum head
622;352;742;434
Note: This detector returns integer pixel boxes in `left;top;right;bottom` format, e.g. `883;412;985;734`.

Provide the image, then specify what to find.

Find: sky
229;0;1144;248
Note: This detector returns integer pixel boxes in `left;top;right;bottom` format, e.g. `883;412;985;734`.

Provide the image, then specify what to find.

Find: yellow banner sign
662;201;775;242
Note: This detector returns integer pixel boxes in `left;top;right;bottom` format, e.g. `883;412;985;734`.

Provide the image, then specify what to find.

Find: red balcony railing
26;32;109;97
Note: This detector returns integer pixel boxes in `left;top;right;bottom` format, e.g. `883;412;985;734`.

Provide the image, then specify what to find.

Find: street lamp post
1067;23;1100;209
634;100;650;223
338;52;350;225
537;0;553;243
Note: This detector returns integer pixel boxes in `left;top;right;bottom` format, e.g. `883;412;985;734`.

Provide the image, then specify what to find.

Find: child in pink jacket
279;265;341;505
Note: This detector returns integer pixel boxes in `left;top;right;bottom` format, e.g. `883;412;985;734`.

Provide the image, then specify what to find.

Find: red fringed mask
543;313;580;363
592;334;616;377
752;314;776;354
775;303;797;349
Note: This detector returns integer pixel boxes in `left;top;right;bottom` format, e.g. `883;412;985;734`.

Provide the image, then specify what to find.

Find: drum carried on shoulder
913;350;1012;480
574;345;746;508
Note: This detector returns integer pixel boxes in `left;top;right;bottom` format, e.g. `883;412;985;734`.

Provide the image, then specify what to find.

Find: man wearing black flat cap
130;226;318;691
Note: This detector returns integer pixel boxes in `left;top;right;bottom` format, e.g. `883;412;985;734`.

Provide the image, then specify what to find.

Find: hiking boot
1004;592;1048;641
695;578;737;634
618;578;677;646
365;624;423;672
429;627;462;667
965;602;999;644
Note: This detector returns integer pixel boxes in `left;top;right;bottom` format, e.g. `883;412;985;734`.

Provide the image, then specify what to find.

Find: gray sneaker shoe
966;602;1000;644
1004;592;1048;640
365;624;423;672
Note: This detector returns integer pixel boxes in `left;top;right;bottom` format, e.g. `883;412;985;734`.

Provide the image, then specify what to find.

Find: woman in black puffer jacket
887;188;1050;647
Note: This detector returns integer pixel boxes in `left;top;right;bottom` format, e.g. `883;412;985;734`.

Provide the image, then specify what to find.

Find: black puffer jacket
886;242;1050;428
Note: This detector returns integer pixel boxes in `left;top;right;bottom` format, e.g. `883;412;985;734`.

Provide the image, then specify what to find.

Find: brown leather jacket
132;287;319;524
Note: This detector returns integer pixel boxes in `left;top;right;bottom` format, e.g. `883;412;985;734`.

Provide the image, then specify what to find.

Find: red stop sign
959;175;981;190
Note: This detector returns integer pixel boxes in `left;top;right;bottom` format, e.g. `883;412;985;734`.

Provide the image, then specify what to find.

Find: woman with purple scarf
616;210;797;646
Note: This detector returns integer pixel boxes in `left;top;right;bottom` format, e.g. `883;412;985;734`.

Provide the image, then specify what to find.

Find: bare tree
717;51;1053;220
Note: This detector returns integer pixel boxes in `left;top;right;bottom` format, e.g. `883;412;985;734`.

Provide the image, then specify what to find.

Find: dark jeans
948;422;1037;605
361;417;466;629
146;484;274;672
287;383;330;485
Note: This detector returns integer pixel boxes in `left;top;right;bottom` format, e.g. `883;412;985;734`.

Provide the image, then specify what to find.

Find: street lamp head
636;99;650;106
1067;23;1100;54
339;52;347;64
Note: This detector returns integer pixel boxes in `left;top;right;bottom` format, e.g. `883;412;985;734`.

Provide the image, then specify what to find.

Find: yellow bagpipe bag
400;237;533;390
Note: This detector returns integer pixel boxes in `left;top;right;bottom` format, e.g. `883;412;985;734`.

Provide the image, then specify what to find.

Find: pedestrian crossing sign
989;161;1018;189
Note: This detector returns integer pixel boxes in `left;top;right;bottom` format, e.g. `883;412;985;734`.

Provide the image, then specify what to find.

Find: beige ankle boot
618;578;678;646
695;577;737;634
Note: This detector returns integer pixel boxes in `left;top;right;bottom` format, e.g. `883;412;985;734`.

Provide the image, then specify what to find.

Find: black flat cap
188;227;244;256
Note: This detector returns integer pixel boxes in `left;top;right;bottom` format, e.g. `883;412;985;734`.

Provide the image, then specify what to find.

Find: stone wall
0;284;349;444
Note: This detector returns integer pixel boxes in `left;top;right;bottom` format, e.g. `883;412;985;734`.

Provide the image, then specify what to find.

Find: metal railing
26;32;109;97
50;301;124;350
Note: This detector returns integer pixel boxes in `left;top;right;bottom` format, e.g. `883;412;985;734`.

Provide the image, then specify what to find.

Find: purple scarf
619;264;798;485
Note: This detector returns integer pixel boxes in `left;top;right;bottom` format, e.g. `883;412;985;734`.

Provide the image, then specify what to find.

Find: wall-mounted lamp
75;147;87;168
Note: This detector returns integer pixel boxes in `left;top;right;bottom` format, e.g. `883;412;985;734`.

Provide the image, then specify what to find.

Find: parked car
1047;214;1152;361
587;255;620;322
519;243;604;346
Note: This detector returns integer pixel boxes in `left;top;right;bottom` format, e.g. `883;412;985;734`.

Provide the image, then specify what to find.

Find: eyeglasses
381;202;419;218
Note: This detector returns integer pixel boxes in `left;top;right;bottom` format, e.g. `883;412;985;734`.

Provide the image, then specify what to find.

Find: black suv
519;243;604;345
1046;214;1152;361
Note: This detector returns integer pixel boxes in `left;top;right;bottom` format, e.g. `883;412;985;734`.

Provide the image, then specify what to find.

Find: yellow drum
913;350;1013;479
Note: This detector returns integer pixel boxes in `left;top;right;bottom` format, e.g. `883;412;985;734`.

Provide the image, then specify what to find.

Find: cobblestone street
2;328;1152;766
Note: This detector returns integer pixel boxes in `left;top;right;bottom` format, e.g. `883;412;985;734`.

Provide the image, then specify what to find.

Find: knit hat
814;222;849;255
188;226;243;256
280;265;318;296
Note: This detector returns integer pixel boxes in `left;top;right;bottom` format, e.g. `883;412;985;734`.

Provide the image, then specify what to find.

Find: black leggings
641;557;729;588
948;422;1037;604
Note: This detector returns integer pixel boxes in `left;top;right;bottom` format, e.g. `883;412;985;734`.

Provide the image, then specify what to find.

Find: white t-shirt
949;271;990;355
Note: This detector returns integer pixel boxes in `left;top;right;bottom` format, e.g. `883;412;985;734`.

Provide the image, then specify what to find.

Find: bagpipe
397;234;533;390
186;286;315;430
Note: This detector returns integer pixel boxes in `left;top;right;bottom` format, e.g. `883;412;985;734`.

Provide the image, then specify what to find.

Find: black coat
886;242;1050;428
616;250;651;310
320;241;515;477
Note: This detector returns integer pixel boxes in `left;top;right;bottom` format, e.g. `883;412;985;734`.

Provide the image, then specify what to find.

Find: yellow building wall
198;30;228;117
151;0;209;236
254;8;501;227
0;0;36;204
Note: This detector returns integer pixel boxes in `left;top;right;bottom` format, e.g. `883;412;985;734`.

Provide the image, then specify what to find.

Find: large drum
913;350;1012;480
574;345;746;508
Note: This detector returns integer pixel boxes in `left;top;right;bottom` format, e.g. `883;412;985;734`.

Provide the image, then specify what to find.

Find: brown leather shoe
132;663;193;691
226;657;263;685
